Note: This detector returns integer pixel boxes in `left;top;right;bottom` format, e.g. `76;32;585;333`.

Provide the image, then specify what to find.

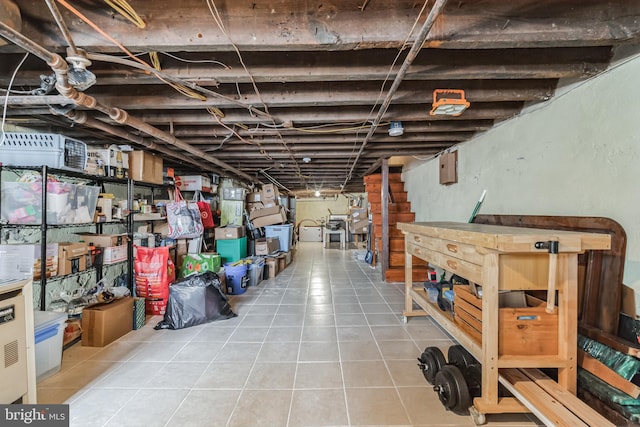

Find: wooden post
381;158;389;278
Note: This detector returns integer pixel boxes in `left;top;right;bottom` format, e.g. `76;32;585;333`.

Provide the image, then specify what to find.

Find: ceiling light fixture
314;190;321;197
388;121;404;137
302;157;311;163
429;89;470;117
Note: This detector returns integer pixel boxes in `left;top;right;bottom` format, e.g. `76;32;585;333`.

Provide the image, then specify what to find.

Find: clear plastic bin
264;224;294;252
1;181;99;225
247;257;265;287
34;310;68;383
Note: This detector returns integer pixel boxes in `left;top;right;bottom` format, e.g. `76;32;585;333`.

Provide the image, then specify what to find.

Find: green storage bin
216;236;247;264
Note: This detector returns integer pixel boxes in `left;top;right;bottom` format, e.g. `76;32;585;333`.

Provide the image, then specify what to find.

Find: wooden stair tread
367;192;409;203
364;173;404;184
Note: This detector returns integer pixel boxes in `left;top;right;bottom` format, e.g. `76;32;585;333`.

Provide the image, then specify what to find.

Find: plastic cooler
34;310;68;382
247;257;265;287
264;224;293;252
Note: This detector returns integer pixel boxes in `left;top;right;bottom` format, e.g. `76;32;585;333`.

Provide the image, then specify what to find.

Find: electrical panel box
439;151;458;185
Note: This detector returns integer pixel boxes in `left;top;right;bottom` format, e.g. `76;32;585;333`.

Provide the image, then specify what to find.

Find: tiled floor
38;242;543;427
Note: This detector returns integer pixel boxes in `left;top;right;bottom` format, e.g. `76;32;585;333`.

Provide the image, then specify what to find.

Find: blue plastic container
224;262;249;295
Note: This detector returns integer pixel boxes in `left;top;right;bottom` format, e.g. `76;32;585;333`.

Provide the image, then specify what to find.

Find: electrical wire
0;87;39;94
205;0;304;184
1;53;30;145
55;0;209;102
104;0;146;28
158;51;230;69
345;0;431;176
150;51;207;101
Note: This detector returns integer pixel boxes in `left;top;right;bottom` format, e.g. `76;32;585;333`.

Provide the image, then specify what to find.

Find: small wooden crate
453;285;558;356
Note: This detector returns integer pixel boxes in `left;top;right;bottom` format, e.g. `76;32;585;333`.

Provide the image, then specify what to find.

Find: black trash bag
154;271;236;330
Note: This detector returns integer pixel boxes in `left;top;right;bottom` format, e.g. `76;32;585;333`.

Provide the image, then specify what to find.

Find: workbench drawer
453;285;558;356
406;232;484;265
407;243;483;285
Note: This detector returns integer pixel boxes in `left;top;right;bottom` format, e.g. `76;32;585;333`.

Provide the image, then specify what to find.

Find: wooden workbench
397;222;612;424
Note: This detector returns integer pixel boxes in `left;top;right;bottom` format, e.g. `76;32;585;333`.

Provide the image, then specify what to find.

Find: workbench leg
404;241;413;316
481;253;500;405
557;253;578;393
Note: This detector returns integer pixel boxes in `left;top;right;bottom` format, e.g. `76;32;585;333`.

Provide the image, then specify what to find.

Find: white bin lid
34;310;68;332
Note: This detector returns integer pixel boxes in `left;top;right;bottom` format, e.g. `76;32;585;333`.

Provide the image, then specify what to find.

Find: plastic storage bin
224;262;248;295
264;224;294;252
247;257;265;287
216;237;247;264
1;181;100;225
34;310;68;383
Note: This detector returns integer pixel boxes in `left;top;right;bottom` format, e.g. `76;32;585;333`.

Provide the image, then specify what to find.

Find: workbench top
397;221;611;253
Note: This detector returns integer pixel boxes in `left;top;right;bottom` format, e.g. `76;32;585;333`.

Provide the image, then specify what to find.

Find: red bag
194;191;215;228
135;247;174;314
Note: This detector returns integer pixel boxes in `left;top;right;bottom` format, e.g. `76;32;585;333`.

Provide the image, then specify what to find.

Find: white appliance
299;226;323;242
0;132;88;172
0;278;36;403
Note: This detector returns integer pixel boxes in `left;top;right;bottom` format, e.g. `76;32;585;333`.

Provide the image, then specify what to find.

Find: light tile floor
38;242;543;427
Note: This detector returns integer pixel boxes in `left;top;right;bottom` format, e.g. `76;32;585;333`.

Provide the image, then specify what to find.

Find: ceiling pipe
0;20;258;184
53;109;216;172
342;0;449;185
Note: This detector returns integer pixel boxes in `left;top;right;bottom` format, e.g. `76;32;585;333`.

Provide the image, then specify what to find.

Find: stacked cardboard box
58;242;89;275
255;237;280;255
249;184;287;228
348;207;368;235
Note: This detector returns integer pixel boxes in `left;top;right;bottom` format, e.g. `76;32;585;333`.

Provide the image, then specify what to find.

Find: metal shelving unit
0;165;133;310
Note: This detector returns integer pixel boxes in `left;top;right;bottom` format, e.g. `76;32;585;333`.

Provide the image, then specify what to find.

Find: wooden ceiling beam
118;103;524;124
7;0;638;53
186;134;474;145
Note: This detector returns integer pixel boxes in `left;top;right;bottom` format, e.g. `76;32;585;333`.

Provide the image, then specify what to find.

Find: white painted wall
295;195;352;227
403;54;640;291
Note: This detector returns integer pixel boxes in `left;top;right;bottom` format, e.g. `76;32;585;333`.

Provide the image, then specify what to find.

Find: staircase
364;173;428;283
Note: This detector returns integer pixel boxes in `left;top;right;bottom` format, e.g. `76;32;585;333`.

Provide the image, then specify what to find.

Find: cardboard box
58;242;88;275
255;237;280;255
261;184;279;201
175;175;211;192
33;243;58;280
249;205;283;220
349;207;367;221
81;297;133;347
86;145;129;178
215;226;246;240
129;151;163;184
76;233;128;248
103;245;128;265
264;257;279;278
350;219;368;233
246;192;261;203
251;206;287;228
